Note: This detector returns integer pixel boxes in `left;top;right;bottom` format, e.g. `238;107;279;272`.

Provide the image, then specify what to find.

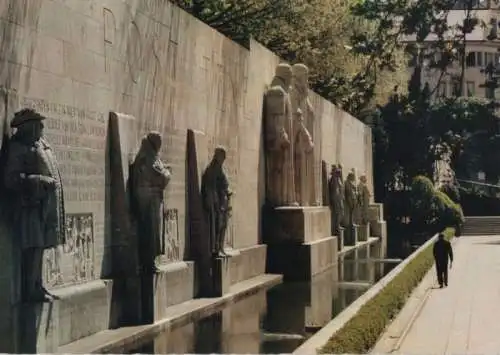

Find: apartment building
405;0;500;99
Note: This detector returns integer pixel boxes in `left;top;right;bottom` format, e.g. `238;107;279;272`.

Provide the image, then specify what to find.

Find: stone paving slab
393;235;500;355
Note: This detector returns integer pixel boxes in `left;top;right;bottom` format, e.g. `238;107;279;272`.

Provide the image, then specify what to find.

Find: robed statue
358;174;371;225
344;169;359;226
264;63;298;207
291;63;319;206
328;164;345;235
3;109;66;302
130;131;172;274
201;146;233;257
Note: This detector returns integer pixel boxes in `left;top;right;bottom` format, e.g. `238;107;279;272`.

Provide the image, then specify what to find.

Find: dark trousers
436;262;448;286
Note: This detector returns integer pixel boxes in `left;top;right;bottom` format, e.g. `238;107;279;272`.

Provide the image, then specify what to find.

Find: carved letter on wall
43;213;95;288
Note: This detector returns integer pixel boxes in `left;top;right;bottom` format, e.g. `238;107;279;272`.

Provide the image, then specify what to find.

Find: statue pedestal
344;225;359;246
137;261;195;323
211;257;230;297
17;301;59;353
265;206;338;281
337;227;345;251
358;224;370;242
345;225;358;246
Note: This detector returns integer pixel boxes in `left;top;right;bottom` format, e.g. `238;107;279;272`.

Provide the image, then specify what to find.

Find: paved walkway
396;235;500;354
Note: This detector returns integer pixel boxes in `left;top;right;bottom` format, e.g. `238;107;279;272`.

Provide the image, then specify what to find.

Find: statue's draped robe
344;180;358;226
264;85;295;206
201;161;230;254
291;87;317;206
3;137;65;249
294;119;314;205
358;182;370;225
329;174;345;234
130;154;171;262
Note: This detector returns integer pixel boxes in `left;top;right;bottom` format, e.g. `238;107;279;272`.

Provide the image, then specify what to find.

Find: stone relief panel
162;208;181;263
43;213;95;289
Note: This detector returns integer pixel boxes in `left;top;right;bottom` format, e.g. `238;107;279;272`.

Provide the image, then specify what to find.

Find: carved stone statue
264;63;298;207
294;109;314;205
291;63;319;206
358;174;371;225
2;109;66;302
201;146;232;257
328;164;345;235
344;169;359;226
130;132;172;274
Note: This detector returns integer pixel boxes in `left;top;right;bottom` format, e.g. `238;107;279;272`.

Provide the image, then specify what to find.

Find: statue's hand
279;131;290;149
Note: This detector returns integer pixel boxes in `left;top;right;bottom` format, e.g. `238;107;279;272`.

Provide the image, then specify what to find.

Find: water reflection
127;240;388;354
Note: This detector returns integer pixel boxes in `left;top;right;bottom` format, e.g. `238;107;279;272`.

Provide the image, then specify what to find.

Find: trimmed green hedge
320;228;455;354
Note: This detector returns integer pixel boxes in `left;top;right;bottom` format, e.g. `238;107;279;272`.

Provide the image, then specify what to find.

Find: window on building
477;52;484;66
438;81;447;97
466;52;477;67
466;81;476;96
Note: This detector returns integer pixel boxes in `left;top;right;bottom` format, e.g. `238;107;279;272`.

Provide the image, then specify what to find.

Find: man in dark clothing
433;233;453;288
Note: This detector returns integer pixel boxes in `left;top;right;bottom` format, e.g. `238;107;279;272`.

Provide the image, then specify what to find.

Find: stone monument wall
0;0;373;307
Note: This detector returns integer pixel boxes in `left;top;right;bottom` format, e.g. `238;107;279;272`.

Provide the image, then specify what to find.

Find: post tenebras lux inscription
20;97;106;202
43;213;95;288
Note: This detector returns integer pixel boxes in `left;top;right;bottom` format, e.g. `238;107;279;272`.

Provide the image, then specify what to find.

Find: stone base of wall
358;224;370;242
15;280;112;352
267;236;337;282
152;261;195;321
265;206;338;281
229;244;267;285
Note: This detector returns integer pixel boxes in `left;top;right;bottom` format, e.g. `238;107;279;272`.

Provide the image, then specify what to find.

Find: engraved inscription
43;213;95;288
103;7;116;72
128;21;143;83
164;208;180;262
18;96;107;202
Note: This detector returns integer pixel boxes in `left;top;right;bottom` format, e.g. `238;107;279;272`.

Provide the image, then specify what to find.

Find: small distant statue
328;164;345;235
294;109;314;205
358;174;371;225
201;146;233;257
264;63;298;207
291;63;319;206
3;109;66;302
130;131;172;274
344;169;359;226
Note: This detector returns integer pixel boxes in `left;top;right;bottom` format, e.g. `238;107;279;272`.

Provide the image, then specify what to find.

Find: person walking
433;232;453;288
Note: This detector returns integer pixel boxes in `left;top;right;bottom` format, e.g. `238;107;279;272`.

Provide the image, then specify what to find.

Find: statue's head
213;145;227;165
292;64;309;89
145;131;162;154
347;172;355;182
359;175;367;184
275;63;293;87
11;108;46;142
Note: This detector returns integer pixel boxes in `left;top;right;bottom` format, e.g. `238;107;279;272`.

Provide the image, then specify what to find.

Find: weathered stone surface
18;301;60;353
358;223;370;242
344;225;359;246
229;244;267;285
267;236;337;281
0;0;377;350
152;261;195;321
211;257;230;297
267;206;331;244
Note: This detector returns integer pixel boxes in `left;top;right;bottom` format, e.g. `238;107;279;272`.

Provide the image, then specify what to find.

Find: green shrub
440;183;460;203
409;175;464;235
433;190;465;231
320;228;455;354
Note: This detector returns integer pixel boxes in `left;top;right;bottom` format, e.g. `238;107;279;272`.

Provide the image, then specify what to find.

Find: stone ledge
292;233;440;355
57;273;283;354
270;206;331;243
229;244;267;285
